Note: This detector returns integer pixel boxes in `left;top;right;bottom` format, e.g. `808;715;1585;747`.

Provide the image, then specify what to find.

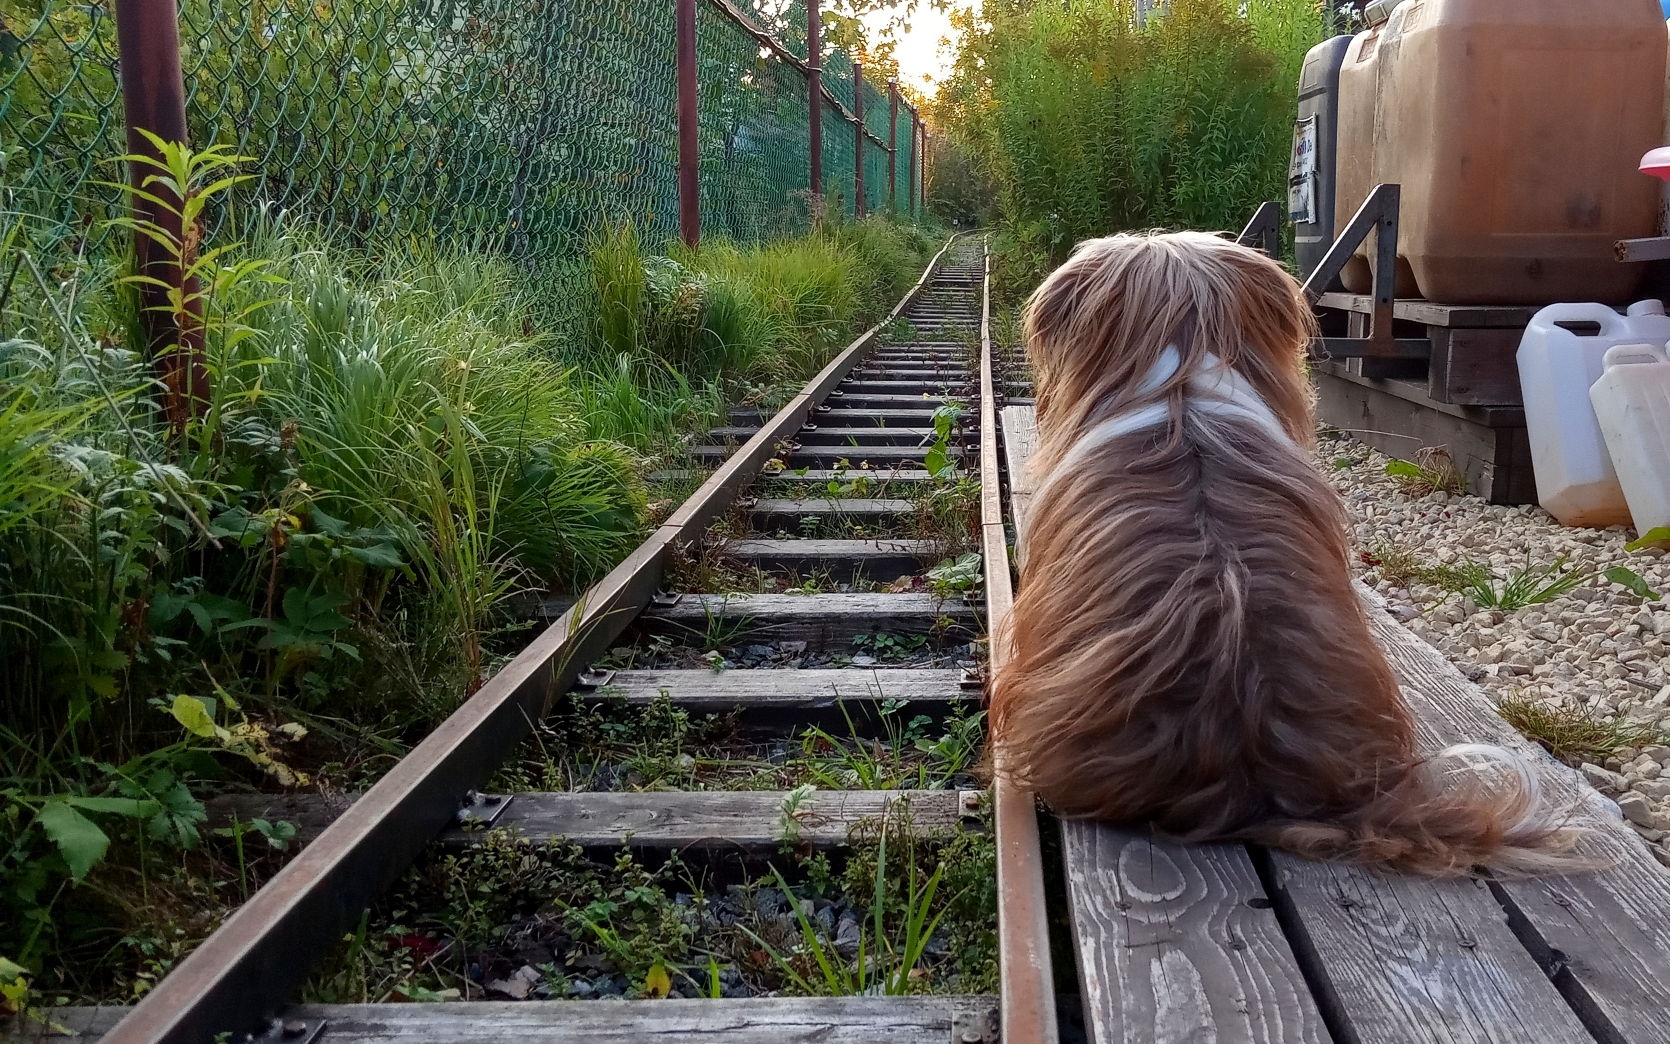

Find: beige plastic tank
1334;0;1665;305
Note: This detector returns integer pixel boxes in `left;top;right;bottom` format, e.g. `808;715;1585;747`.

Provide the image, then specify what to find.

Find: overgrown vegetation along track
47;236;1053;1044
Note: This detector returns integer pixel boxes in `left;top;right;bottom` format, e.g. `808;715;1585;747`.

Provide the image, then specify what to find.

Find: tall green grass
0;178;935;1001
936;0;1335;270
574;213;937;430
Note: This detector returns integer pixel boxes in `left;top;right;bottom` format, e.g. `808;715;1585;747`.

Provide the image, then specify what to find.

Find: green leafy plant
927;553;983;599
923;402;965;478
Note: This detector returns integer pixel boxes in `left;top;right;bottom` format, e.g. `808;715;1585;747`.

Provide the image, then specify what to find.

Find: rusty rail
101;236;967;1044
979;240;1059;1044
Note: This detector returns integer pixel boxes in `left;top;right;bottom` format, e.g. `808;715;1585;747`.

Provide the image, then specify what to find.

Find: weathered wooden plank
1315;293;1542;328
999;405;1039;526
1261;853;1592;1044
641;593;979;647
784;445;963;466
206;789;980;852
1063;826;1329;1044
749;499;917;526
1426;328;1524;407
1359;585;1670;1044
589;667;967;709
826;393;960;407
797;427;940;446
813;408;942;423
721;538;935;581
6;997;1000;1044
463;789;979;848
761;468;945;483
839;381;970;394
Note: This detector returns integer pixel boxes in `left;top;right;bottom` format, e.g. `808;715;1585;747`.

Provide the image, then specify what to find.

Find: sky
860;2;970;96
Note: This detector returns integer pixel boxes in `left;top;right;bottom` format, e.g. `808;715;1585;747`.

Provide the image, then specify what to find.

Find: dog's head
1022;231;1317;458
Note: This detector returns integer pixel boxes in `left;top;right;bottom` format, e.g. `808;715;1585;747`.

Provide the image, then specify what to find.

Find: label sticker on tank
1288;117;1318;223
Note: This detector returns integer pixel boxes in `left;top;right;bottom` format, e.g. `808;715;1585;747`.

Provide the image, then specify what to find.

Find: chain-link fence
0;0;923;265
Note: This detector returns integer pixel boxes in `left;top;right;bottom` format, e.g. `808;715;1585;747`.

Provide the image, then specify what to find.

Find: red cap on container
1642;146;1670;181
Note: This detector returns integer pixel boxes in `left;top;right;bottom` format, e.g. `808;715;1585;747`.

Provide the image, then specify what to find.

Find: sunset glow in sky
860;2;969;95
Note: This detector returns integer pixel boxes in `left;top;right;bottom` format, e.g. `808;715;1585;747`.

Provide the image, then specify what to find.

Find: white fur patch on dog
1027;348;1293;531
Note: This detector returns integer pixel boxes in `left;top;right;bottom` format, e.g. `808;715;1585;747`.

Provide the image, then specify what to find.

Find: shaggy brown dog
991;231;1582;876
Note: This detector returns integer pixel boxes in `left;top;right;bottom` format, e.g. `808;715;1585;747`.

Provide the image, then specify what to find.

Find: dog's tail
1251;743;1593;877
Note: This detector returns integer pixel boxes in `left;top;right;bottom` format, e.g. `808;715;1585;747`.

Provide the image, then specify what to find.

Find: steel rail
978;240;1059;1044
103;235;966;1044
704;0;894;153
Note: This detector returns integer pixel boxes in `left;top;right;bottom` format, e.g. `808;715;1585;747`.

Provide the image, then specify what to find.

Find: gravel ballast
1321;433;1670;867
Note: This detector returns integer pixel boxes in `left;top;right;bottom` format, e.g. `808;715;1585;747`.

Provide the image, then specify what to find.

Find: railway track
40;236;1059;1044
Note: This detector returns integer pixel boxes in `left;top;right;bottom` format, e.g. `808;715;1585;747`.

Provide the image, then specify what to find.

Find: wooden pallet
1002;404;1670;1044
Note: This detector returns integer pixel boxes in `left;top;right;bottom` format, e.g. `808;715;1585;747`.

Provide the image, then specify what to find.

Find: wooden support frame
1303;184;1431;361
1236;200;1283;261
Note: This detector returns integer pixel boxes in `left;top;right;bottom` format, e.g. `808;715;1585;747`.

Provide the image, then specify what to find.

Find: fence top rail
704;0;895;153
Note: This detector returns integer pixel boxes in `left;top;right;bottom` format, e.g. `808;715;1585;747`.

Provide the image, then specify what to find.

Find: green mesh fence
0;0;920;267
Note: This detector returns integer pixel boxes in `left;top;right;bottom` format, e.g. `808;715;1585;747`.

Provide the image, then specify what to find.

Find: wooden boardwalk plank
1261;854;1592;1044
206;789;979;851
642;593;979;647
1360;586;1670;1044
6;997;1000;1044
589;667;968;709
1063;826;1328;1044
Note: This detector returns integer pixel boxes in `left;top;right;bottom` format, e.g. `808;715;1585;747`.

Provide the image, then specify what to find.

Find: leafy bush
936;0;1336;264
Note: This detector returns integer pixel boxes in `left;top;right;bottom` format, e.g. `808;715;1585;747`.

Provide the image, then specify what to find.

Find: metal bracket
828;389;845;397
1236;200;1283;262
652;590;684;608
958;666;986;691
800;423;818;432
456;791;512;829
574;668;616;689
816;403;832;413
247;1018;327;1044
1302;184;1427;363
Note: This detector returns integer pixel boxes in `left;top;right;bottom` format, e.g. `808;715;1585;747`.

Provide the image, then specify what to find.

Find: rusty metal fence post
113;0;209;430
888;78;899;210
853;60;865;218
806;0;822;203
907;107;917;216
676;0;699;247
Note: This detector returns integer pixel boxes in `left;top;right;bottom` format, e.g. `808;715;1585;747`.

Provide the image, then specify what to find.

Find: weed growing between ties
491;693;987;795
305;803;998;1003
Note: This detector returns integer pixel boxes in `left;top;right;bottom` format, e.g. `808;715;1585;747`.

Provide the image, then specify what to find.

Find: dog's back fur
990;231;1584;876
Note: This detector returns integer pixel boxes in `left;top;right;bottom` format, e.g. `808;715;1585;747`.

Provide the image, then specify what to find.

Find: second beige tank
1334;0;1665;305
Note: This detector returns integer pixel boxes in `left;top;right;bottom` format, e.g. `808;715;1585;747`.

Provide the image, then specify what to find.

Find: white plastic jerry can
1516;300;1670;527
1591;342;1670;538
